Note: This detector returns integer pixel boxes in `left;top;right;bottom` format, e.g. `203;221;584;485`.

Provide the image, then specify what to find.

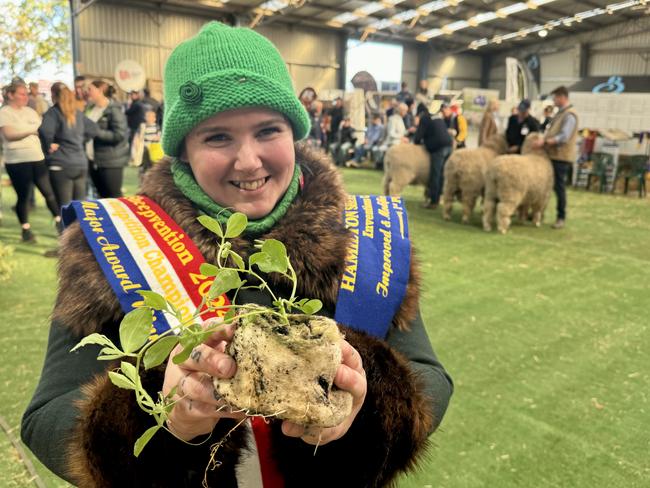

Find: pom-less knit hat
162;21;310;157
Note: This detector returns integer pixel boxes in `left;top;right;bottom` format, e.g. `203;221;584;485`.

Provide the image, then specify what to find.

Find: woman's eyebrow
194;118;287;136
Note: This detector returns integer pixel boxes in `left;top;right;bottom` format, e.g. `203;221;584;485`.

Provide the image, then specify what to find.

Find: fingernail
217;357;235;376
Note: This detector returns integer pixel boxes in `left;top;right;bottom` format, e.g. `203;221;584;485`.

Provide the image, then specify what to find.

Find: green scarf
171;158;301;235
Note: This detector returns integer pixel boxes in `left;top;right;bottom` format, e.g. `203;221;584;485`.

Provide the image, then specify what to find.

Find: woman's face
8;85;29;107
183;107;296;220
87;84;102;104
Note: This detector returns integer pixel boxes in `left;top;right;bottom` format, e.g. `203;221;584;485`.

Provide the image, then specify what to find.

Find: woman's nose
234;143;263;172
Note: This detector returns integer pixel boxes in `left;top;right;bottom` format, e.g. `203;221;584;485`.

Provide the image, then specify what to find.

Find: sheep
382;142;431;197
442;134;508;223
482;133;553;234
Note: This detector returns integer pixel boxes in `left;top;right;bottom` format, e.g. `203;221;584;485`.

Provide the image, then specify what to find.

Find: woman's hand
49;143;60;154
281;340;367;446
162;320;245;441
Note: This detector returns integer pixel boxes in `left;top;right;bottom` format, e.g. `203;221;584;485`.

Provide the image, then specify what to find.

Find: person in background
27;82;49;116
73;76;88;112
0;80;61;242
440;103;467;149
385;97;398;119
85;80;130;198
385;102;408;148
415;102;453;209
137;109;163;177
326;97;344;151
414;79;430;107
125;90;146;147
39;82;97;210
347;113;384;167
142;88;161;114
334;116;357;166
540;105;555;132
478;99;500;146
21;22;452;487
506;99;540;154
403;100;417;141
396;81;412;104
533;86;579;230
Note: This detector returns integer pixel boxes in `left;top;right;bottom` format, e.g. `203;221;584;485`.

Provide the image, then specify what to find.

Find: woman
86;80;129;197
39;83;98;209
478;99;500;146
22;22;453;487
0;81;61;242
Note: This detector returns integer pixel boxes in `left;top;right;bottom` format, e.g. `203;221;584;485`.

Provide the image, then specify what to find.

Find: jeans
428;146;452;205
552;160;570;220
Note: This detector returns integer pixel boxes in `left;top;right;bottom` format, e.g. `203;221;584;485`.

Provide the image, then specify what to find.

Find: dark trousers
5;160;60;224
49;167;88;208
428;146;452;205
89;164;124;198
552;160;570;220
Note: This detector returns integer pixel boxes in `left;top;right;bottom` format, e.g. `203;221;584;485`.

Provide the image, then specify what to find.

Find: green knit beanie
162;21;311;157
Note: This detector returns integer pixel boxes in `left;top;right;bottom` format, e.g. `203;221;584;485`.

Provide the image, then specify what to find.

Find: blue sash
335;195;411;338
62;200;173;334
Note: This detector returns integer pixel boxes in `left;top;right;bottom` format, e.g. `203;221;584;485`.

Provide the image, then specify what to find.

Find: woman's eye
205;133;229;143
258;126;281;138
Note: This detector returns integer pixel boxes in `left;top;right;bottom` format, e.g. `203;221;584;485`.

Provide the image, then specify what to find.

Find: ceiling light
538;28;548;37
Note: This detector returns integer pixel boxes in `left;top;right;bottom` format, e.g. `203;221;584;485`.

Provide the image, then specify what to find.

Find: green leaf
121;361;138;383
108;371;135;390
134;425;160;457
120;308;154;354
224;308;236;323
137;290;168;311
227;250;245;270
199;263;220;277
224;213;248;238
300;299;323;315
208;269;242;299
70;333;116;353
172;344;193;365
197;215;224;238
249;239;288;274
97;347;126;361
143;336;179;369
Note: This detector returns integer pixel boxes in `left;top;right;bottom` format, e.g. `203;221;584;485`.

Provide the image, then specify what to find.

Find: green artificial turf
0;166;648;487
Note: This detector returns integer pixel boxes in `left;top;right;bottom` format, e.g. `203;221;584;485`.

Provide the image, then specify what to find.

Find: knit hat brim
163;68;310;157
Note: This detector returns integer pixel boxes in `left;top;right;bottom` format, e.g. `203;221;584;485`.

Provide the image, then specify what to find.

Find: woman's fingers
334;363;366;401
340;340;363;373
171;342;237;379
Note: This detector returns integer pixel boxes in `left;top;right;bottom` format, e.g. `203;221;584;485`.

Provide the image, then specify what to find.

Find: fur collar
53;144;419;336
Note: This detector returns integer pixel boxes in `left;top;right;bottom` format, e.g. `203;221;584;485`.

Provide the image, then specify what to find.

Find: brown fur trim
67;366;245;487
54;144;420;338
271;326;433;487
52;223;123;337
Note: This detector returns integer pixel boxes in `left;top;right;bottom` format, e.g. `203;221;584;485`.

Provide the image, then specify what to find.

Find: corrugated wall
588;17;650;76
255;25;340;93
77;3;341;95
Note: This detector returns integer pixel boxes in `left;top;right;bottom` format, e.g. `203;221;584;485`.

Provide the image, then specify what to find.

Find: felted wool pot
214;310;353;427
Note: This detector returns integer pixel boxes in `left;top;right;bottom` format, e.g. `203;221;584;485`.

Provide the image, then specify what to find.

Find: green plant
72;212;322;456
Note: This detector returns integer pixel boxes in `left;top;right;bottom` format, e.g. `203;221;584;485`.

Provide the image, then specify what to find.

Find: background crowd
0;76;163;248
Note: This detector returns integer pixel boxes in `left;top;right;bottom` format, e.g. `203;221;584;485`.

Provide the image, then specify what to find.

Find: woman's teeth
234;178;267;190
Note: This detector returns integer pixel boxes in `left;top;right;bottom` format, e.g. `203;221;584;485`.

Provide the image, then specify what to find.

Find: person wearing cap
21;22;453;487
532;86;578;229
506;99;540;154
